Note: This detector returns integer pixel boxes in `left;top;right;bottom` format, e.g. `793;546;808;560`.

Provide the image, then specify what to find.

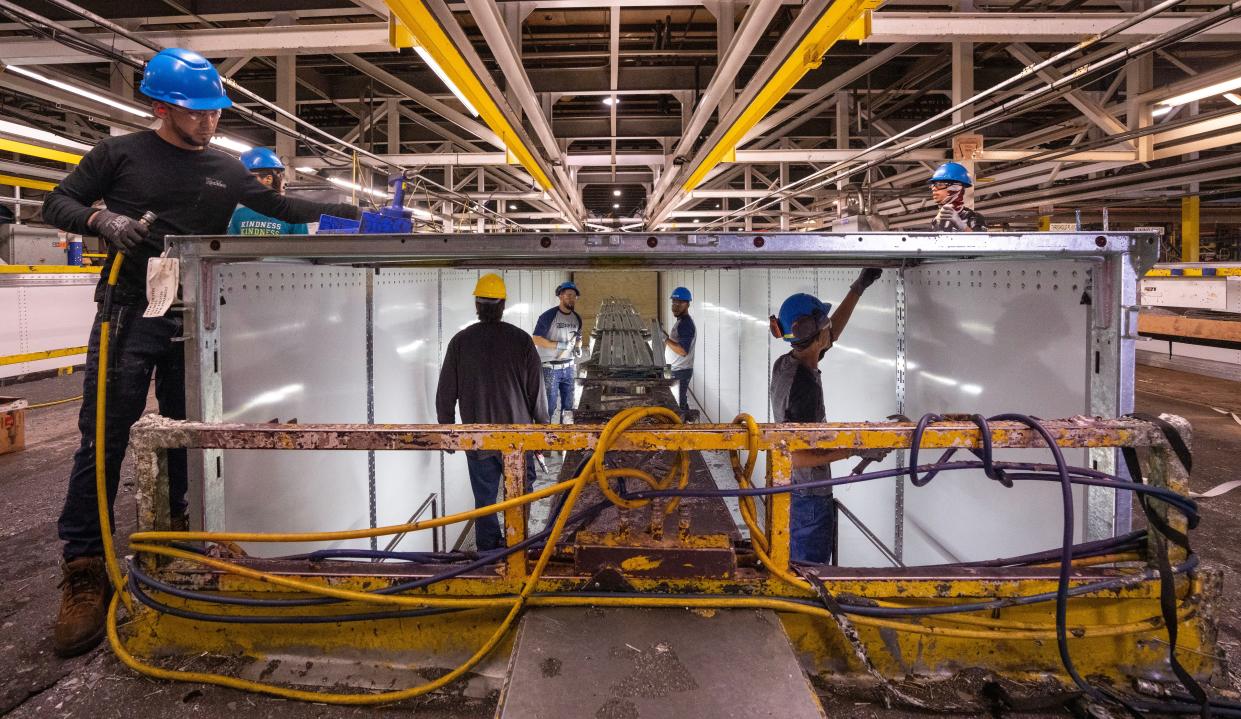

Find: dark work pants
671;368;693;411
59;304;187;562
790;492;836;564
464;452;536;552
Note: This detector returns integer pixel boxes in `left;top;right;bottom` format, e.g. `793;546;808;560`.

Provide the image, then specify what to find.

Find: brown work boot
54;556;112;658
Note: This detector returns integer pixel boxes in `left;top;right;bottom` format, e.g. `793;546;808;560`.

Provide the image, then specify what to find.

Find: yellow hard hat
474;273;507;300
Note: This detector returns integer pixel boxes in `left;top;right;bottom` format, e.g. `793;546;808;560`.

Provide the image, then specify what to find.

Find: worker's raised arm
829;268;882;342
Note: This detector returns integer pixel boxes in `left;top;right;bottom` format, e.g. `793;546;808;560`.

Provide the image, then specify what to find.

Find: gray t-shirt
770;353;832;496
666;314;696;371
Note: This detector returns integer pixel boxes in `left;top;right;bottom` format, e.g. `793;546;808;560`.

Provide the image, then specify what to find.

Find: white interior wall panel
218;264;370;557
216;264;568;555
814;269;899;567
901;261;1090;565
0;280;95;379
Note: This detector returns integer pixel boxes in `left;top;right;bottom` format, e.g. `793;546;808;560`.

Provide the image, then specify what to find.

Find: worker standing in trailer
532;281;583;423
768;268;883;563
663;287;696;413
227;147;309;236
40;47;359;658
436;274;548;552
928;162;987;232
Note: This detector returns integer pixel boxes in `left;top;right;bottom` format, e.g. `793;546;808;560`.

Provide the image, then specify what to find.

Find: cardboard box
0;397;28;455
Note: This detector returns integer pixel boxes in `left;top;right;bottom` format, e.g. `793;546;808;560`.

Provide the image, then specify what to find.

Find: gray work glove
850;267;882;293
90;209;150;253
935;204;968;231
854;448;891;462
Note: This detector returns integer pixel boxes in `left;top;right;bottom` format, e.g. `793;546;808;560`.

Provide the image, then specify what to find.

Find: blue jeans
790;492;836;564
464;453;536;552
671;368;693;411
542;363;575;417
59;304;187;561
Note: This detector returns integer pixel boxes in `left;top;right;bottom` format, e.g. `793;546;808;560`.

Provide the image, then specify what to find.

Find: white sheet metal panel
902;261;1090;565
373;268;443;552
816;268;899;567
0;280;95;379
1139;277;1227;310
218;264;369;557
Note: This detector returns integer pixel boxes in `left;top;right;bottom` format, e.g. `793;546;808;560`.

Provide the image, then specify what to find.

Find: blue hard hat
928;161;972;187
555;281;579;296
776;293;833;344
140;48;232;111
240;147;284;171
670;287;692;302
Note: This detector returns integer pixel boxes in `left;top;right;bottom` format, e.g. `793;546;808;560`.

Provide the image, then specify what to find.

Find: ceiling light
1151;105;1173;118
612;203;619;209
410;206;434;221
1158;74;1241;107
295;166;320;174
5;65;153;118
602;96;618;106
692;218;700;223
210;135;253;154
612;189;621;196
715;203;721;209
509;203;518;210
413;46;480;117
0;119;92;151
325;175;391;199
1226;93;1241;106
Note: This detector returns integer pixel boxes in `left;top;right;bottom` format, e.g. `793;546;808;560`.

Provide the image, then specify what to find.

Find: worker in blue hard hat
227;148;308;236
663;286;696;413
767;268;886;564
532;281;584;423
928;162;987;232
40;47;359;658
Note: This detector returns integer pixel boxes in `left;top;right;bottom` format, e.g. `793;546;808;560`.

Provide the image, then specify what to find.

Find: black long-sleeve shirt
42;130;353;304
436;320;549;457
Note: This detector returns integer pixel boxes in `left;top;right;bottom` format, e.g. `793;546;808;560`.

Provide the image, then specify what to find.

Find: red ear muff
768;315;783;340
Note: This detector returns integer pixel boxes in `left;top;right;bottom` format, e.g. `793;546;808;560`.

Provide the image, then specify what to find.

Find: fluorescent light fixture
5;65;153;118
295;166;319;174
612;189;621;196
325;175;391;199
692;218;700;223
1226;93;1241;106
1158;74;1241;107
413;46;479;117
410;206;434;221
602;96;618;106
509;203;518;210
210;135;253;154
1151;105;1173;118
0;119;92;151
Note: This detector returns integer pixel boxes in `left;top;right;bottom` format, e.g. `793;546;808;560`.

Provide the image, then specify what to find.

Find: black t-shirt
436;320;550;458
42;130;351;304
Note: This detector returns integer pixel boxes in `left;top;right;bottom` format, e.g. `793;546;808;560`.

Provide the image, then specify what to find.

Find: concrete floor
1;366;1238;717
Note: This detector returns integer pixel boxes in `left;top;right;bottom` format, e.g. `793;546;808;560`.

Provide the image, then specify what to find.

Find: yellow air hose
95;331;1184;704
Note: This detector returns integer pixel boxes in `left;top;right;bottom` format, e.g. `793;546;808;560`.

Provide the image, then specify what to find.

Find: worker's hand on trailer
90;210;151;253
851;267;883;292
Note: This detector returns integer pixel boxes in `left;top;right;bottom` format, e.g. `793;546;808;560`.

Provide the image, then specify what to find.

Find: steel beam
864;12;1241;43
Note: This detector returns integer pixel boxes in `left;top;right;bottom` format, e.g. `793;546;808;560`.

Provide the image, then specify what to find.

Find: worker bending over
928;162;987;232
532;281;583;423
228;147;308;235
768;268;884;563
663;286;696;413
40;48;358;658
436;274;547;552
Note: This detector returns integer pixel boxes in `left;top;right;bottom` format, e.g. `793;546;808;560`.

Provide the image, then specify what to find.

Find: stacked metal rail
581;298;661;376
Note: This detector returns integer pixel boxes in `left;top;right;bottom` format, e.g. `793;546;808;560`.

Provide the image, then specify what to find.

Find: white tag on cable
144;253;179;318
